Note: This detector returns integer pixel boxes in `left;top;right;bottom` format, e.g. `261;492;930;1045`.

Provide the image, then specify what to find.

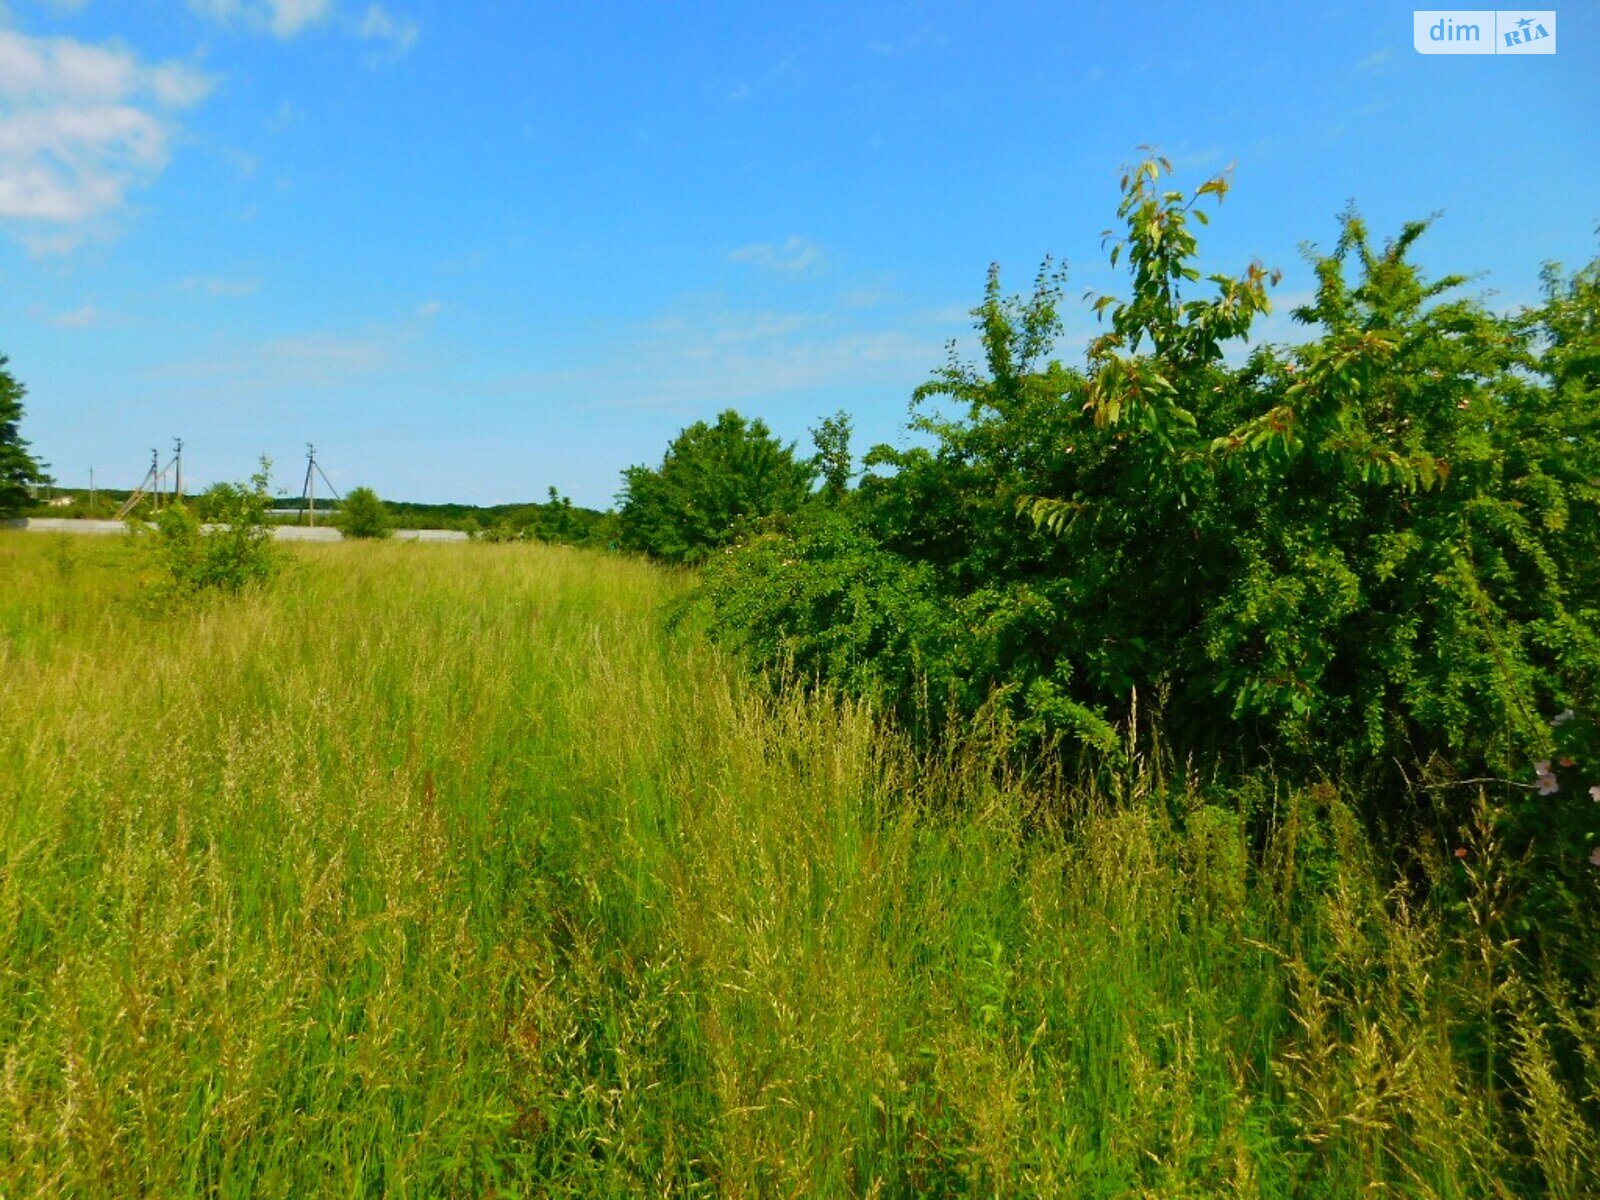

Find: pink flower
1535;760;1553;776
1538;774;1560;796
1590;847;1600;868
1590;785;1600;803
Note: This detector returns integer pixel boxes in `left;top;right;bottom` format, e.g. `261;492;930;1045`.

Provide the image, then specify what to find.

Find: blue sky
2;2;1596;507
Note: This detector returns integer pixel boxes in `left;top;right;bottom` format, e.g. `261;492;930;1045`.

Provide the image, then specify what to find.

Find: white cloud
21;229;84;255
150;330;391;388
726;236;824;275
188;1;417;58
52;304;100;328
188;0;331;38
183;275;262;297
509;302;942;411
0;30;213;235
867;24;946;58
357;4;417;61
265;98;298;132
415;298;440;317
259;331;386;378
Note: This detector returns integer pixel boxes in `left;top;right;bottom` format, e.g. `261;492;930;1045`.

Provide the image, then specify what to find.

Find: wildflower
1591;847;1600;868
1453;846;1468;860
1554;709;1576;726
1559;757;1576;768
1591;785;1600;803
1538;774;1560;796
1536;760;1553;776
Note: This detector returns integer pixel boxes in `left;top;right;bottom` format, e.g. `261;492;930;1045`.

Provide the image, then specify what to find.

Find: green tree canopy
618;410;816;563
340;486;393;539
0;355;44;518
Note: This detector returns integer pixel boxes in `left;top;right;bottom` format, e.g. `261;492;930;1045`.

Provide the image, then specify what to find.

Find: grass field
1;533;1595;1197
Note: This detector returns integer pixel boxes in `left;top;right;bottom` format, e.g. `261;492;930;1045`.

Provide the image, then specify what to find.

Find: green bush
476;520;526;544
339;485;393;539
702;159;1600;843
144;459;280;596
619;409;816;563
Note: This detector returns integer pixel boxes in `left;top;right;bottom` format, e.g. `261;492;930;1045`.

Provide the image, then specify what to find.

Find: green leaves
0;354;45;518
698;157;1600;826
619;410;818;564
143;457;280;597
340;486;393;539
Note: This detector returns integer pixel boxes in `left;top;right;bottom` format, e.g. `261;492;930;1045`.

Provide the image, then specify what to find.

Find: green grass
1;533;1595;1197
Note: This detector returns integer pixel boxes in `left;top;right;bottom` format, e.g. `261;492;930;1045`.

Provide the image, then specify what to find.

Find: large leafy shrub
339;486;393;539
619;409;816;564
703;160;1600;835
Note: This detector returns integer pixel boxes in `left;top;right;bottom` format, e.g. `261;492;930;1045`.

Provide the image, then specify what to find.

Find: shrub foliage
701;160;1600;837
144;459;281;595
339;485;393;539
619;409;816;563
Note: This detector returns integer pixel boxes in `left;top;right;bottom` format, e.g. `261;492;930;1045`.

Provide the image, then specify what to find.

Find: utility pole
302;444;317;527
173;438;183;506
150;449;161;512
294;444;342;527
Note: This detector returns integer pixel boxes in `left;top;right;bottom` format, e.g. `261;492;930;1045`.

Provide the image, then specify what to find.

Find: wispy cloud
188;0;332;39
21;229;85;255
415;298;440;317
726;236;824;275
265;98;299;132
507;301;944;412
188;0;418;59
183;275;262;298
259;331;387;379
1356;46;1393;71
145;300;441;393
150;329;391;387
356;3;417;63
0;30;214;241
52;304;100;328
867;24;946;57
1172;146;1226;171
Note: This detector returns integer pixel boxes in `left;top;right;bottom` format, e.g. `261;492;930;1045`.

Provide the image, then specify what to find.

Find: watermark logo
1414;11;1556;53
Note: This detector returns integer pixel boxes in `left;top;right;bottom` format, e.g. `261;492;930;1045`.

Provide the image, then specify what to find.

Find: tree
618;410;816;563
810;411;855;500
340;486;393;539
0;354;44;518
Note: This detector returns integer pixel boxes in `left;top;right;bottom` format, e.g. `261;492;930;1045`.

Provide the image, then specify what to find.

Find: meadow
1;532;1595;1197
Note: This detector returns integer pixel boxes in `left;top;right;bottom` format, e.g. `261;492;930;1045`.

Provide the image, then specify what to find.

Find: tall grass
0;532;1595;1197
